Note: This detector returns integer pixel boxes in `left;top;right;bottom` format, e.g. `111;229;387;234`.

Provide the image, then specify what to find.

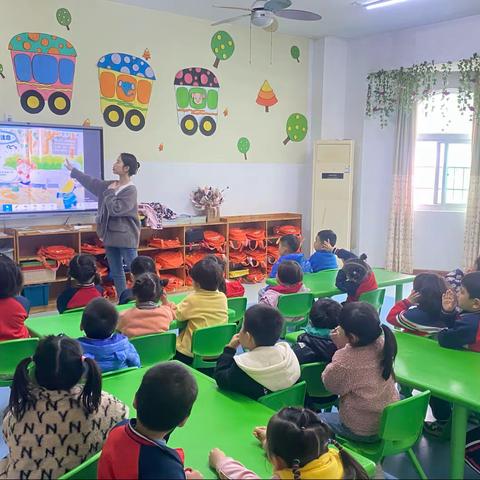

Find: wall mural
283;113;308;145
8;32;77;115
211;31;235;68
97;53;156;132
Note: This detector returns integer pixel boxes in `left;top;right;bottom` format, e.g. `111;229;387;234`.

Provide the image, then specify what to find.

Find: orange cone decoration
256;80;278;113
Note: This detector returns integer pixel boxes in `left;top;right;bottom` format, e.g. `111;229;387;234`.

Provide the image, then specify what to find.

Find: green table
266;268;414;301
395;332;480;479
102;366;376;478
26;293;234;339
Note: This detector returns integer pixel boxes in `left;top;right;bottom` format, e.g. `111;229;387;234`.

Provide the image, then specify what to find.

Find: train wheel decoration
174;67;220;137
9;32;77;116
97;53;156;132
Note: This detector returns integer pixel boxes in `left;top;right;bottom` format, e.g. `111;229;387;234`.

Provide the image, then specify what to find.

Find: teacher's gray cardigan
71;168;140;248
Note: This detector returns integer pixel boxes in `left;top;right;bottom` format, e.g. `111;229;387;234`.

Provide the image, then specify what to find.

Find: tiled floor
1;283;479;478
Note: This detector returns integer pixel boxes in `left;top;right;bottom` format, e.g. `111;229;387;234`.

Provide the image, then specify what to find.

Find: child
205;254;245;298
176;258;228;362
309;230;356;273
269;234;311;278
292;298;342;364
118;272;176;338
320;302;399;441
78;297;141;372
387;273;449;336
209;407;368;479
57;254;103;313
118;255;157;305
445;255;480;294
0;255;30;341
0;335;128;479
214;304;300;400
98;362;203;480
259;261;309;309
424;272;480;438
335;254;377;302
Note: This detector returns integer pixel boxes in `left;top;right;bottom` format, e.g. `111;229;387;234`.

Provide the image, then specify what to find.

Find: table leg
395;284;404;302
450;404;468;479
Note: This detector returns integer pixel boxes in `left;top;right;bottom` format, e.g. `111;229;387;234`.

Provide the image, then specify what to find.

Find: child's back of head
69;254;99;285
190;257;224;292
413;273;447;315
266;407;368;479
81;297;118;339
130;255;157;278
242;304;284;347
315;230;337;250
339;302;397;380
133;272;163;304
277;260;303;286
0;254;23;299
135;362;198;432
279;234;301;255
341;254;370;283
309;298;342;329
9;335;102;420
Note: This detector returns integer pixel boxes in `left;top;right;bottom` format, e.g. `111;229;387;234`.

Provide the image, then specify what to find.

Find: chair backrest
258;381;307;410
358;289;386;313
277;293;314;318
102;366;139;378
227;297;248;325
59;452;100;480
191;324;237;358
379;390;431;457
300;362;333;399
62;307;84;315
130;332;177;367
0;338;39;377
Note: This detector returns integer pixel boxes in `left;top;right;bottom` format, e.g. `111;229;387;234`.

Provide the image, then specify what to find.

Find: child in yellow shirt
175;257;228;363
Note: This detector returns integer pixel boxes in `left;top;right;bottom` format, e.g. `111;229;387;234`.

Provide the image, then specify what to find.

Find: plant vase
206;206;220;223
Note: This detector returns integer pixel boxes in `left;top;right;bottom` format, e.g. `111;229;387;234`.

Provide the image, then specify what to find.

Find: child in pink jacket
118;272;176;338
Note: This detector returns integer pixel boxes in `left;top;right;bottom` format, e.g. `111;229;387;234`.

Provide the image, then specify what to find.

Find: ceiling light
362;0;409;9
251;10;274;27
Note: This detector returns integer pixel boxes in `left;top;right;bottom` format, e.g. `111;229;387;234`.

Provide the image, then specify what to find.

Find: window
414;91;472;209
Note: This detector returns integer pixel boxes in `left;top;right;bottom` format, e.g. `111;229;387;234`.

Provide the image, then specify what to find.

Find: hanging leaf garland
366;54;480;127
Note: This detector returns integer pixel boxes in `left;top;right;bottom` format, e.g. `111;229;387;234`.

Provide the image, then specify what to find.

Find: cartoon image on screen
0;126;92;213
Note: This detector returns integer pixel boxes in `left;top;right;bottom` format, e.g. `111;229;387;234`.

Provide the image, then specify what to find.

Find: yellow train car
97;53;156;131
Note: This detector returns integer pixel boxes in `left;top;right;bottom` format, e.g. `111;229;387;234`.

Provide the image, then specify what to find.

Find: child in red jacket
335;254;377;302
0;255;30;341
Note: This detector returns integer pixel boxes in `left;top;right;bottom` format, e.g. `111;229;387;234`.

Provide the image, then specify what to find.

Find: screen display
0;122;103;215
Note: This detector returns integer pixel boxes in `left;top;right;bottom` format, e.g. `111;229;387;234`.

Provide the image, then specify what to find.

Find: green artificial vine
366;53;480;127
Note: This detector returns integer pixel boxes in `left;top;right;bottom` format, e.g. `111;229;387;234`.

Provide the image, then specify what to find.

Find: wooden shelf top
221;213;301;223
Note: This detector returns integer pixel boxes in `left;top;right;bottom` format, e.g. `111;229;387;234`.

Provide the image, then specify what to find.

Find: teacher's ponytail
120;152;140;176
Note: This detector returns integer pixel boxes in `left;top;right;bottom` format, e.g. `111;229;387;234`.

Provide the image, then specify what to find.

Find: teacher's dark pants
105;247;137;297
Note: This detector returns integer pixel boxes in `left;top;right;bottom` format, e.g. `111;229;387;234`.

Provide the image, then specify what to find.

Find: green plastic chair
61;307;85;315
284;329;305;344
0;338;39;387
101;366;138;378
358;288;386;314
130;332;177;367
300;362;337;412
191;323;237;370
258;381;307;410
59;451;100;480
227;297;248;332
337;390;431;480
277;292;314;337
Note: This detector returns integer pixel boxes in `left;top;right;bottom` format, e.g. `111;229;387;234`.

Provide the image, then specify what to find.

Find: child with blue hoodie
309;230;357;273
78;297;141;373
269;234;311;278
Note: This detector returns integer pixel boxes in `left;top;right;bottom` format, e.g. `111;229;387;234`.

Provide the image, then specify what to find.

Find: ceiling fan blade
263;17;279;32
212;5;252;11
211;13;251;26
275;9;322;20
264;0;292;12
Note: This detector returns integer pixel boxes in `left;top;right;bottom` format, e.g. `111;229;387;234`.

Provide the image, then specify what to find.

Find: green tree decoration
0;64;5;79
211;31;235;68
283;113;308;145
56;8;72;31
291;46;300;63
237;137;251;160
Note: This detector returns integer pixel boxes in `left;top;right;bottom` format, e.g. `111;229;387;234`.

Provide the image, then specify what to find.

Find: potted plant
190;186;227;222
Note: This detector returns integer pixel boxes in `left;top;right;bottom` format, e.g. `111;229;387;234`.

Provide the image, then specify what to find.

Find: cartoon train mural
97;53;156;132
8;32;77;115
174;67;220;136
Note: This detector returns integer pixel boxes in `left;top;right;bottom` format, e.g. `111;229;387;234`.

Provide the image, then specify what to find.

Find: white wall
343;15;480;270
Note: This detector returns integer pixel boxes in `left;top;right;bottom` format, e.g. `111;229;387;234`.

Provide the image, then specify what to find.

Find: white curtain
464;113;480;269
385;104;417;273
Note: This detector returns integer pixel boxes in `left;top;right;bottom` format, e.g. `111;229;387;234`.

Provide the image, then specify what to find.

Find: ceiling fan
212;0;322;32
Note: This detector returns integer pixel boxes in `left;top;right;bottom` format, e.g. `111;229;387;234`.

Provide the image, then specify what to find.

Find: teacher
65;153;141;298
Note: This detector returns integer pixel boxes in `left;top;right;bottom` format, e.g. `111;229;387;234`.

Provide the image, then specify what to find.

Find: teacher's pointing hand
64;158;74;171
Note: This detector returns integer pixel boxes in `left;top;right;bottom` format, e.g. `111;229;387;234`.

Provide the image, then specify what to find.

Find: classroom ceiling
108;0;480;38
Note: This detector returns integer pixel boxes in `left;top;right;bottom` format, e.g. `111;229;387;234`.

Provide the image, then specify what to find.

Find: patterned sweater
0;385;128;480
